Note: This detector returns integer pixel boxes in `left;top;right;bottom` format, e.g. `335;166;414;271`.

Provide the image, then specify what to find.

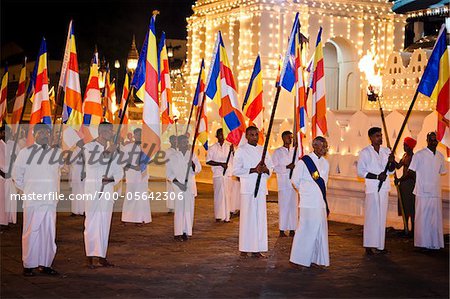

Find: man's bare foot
182;233;188;241
289;262;308;270
87;257;96;269
98;258;114;267
251;252;268;259
365;248;374;255
174;235;184;242
374;249;389;255
240;252;249;258
311;263;327;270
279;231;287;237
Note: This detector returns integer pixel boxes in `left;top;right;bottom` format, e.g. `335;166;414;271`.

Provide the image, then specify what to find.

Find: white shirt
166;150;201;188
409;147;447;197
206;142;232;177
121;142;149;183
13;144;62;207
272;146;296;191
291;152;329;208
357;145;392;194
232;143;273;195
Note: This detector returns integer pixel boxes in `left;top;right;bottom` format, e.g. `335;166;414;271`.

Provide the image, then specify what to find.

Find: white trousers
363;191;389;250
278;188;298;231
174;190;194;236
414;196;444;249
22;204;57;268
239;194;268;253
290;207;329;267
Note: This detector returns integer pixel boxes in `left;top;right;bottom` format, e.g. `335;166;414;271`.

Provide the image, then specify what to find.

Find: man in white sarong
357;127;395;255
69;140;85;216
121;128;151;224
290;136;330;267
166;135;201;241
207;128;233;222
83;122;123;268
0;125;20;226
272;131;298;237
408;132;447;250
233;126;273;258
165;135;177;213
13;123;62;276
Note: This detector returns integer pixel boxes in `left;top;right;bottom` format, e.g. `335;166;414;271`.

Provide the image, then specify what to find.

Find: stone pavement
1;183;449;298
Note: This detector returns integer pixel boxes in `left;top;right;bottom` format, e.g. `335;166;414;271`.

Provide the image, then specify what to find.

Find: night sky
1;0;196;66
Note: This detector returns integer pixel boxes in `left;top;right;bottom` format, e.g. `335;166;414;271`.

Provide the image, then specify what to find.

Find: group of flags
1;13;448;160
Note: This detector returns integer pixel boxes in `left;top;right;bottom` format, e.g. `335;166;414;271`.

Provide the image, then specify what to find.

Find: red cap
404;137;417;149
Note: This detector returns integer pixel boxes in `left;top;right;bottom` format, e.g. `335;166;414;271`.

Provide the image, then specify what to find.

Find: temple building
184;0;449;230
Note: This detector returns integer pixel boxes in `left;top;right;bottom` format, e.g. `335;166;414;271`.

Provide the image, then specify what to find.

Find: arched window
418;65;421;72
394;68;397;74
404;78;407;85
412;66;415;72
392;78;396;85
394;56;398;64
418;54;422;62
416;77;419;84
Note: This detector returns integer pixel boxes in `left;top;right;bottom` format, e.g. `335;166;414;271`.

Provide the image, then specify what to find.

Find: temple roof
390;0;450;14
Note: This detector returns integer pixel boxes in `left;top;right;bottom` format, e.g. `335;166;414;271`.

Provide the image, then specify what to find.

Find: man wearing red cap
395;137;417;235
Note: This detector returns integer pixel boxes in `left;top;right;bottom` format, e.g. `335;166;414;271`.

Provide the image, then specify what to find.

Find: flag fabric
311;27;328;138
158;32;174;133
194;60;208;150
82;52;103;142
131;12;161;171
104;69;117;123
242;55;264;144
61;21;83;126
27;38;52;145
0;67;8;123
417;25;449;149
11;63;26;126
205;31;246;147
279;12;307;157
118;72;129;139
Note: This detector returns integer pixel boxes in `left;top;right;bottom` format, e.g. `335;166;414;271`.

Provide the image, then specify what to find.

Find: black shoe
279;231;287;237
38;266;59;275
374;249;389;255
215;219;221;223
174;235;184;242
182;233;188;241
23;268;35;277
365;248;374;255
289;230;295;237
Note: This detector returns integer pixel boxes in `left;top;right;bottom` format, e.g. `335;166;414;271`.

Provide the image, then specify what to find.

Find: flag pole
185;98;195;135
99;86;134;193
7;58;30;178
377;88;420;192
289;92;298;179
373;91;408;234
183;91;207;187
254;85;281;198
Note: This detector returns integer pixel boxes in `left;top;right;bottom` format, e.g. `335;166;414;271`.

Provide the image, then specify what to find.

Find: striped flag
82;52;103;142
279;13;307;156
104;69;117;123
311;27;328;138
12;63;26;126
27;38;52;145
242;55;264;144
205;31;246;147
0;66;8;123
131;12;161;170
194;60;208;150
418;25;449;150
61;21;83;126
158;32;174;133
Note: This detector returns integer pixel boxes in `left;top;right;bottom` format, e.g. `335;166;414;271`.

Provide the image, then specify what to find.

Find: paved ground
1;183;449;298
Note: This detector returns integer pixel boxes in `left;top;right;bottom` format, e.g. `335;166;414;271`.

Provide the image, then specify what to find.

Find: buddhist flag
158;32;174;133
82;52;103;142
242;55;264;144
205;31;246;146
0;66;8;123
417;25;449;149
61;21;83;126
311;27;327;138
194;60;208;150
12;62;26;126
104;69;117;123
131;11;161;170
27;38;52;145
279;13;307;156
